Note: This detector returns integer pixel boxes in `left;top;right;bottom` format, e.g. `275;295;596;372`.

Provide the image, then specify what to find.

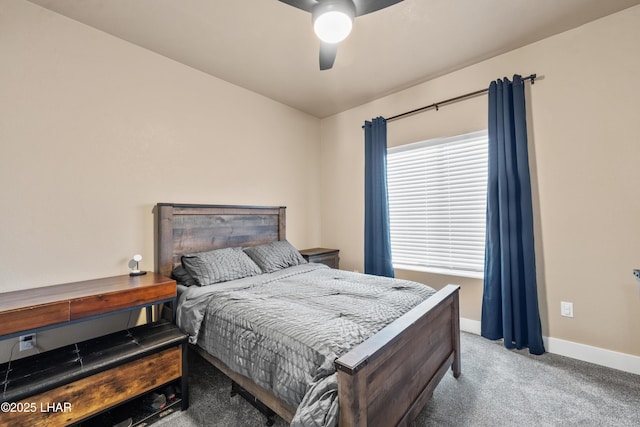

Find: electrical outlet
633;269;640;282
19;333;36;351
560;301;574;318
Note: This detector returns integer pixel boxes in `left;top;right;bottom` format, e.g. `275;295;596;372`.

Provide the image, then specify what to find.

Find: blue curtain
481;75;545;355
364;117;394;278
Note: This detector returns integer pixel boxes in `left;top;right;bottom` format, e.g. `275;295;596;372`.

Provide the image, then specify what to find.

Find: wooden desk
0;273;176;339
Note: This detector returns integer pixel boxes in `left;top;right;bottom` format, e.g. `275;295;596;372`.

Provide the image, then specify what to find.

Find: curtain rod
386;73;537;123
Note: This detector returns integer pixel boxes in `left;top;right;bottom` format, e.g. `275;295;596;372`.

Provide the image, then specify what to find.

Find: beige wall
0;0;321;361
319;6;640;356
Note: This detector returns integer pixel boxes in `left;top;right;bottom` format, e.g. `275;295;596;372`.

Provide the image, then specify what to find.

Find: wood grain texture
0;302;69;338
0;273;176;337
335;285;460;427
70;282;175;319
154;204;286;278
0;347;181;427
300;248;340;269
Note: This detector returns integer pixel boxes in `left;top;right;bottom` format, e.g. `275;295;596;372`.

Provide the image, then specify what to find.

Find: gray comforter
176;263;436;427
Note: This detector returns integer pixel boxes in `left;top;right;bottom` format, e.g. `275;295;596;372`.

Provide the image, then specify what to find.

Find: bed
154;203;460;427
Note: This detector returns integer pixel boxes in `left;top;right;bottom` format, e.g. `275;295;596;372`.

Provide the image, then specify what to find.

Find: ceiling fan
278;0;404;70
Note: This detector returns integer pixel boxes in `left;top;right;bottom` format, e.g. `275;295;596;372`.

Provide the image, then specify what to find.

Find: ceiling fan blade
277;0;317;13
319;42;338;70
353;0;403;16
279;0;403;16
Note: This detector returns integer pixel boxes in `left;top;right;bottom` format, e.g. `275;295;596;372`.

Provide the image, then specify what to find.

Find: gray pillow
244;240;307;273
170;265;198;287
181;247;262;286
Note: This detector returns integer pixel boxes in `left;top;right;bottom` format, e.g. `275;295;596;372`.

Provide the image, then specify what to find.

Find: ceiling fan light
312;0;355;44
314;11;353;43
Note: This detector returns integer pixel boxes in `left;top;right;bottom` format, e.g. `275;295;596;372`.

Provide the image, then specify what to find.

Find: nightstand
300;248;340;269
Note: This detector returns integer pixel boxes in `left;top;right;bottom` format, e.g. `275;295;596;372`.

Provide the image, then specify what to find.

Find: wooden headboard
154;203;286;278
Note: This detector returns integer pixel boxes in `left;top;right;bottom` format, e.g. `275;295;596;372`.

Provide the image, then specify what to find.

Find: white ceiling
28;0;640;118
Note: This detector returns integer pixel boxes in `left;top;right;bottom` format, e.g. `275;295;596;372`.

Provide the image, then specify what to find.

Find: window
387;130;488;278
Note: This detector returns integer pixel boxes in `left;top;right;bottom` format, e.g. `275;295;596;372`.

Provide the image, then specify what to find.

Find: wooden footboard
335;284;460;427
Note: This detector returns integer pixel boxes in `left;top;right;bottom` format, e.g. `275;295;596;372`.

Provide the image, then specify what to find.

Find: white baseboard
543;336;640;375
460;317;640;376
460;317;482;335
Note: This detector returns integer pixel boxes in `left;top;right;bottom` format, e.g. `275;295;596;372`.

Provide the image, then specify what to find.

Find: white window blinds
387;130;488;278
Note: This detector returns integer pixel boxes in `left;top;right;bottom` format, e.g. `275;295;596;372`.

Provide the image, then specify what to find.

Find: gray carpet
154;332;640;427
